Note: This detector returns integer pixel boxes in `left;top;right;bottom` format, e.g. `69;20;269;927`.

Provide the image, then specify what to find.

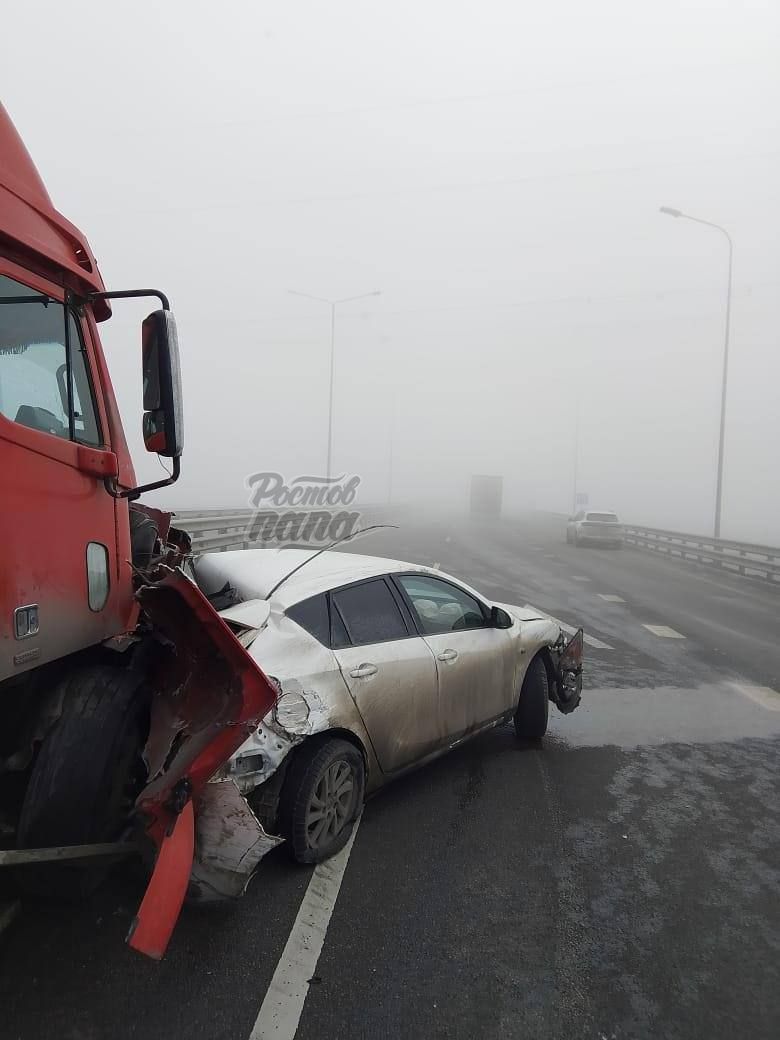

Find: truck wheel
16;666;149;899
279;738;364;865
514;655;549;740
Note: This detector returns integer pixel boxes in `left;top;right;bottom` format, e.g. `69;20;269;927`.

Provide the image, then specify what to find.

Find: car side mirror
490;605;513;629
142;310;183;458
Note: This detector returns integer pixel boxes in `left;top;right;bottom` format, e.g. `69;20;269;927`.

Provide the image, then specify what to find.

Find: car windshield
586;512;619;523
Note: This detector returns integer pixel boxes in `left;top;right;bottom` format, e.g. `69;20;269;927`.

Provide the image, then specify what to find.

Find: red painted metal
136;570;279;833
127;800;194;960
131;570;278;955
0;103;110;317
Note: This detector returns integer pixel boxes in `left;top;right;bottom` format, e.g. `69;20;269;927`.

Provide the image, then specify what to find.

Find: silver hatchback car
192;547;583;871
566;510;624;548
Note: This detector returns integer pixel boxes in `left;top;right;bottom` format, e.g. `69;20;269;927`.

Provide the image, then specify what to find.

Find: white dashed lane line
643;624;686;639
598;594;625;603
570;575;591;582
523;604;614;651
730;682;780;711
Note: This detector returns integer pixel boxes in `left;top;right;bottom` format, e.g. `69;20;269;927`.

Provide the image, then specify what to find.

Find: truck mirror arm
88;288;170;310
104;455;181;501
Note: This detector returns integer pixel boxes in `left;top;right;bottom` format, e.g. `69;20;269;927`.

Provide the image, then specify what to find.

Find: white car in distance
566;510;624;548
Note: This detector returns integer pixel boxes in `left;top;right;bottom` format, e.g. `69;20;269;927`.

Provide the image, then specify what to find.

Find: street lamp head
659;206;683;218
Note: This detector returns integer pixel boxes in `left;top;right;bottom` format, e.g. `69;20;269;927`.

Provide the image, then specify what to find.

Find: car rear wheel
514;655;549;740
279;738;365;865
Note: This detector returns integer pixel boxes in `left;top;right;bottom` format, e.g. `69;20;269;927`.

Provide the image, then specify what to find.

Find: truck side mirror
142;310;183;458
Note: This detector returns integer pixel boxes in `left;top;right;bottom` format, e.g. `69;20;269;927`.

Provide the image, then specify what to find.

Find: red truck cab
0;104;277;958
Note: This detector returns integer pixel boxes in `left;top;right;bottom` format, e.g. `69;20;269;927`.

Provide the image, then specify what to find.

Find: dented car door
394;573;515;740
329;577;442;773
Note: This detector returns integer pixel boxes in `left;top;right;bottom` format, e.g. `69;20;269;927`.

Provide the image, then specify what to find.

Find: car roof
193;547;444;609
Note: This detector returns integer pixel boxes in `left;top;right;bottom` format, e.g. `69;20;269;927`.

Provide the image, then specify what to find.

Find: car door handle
437;649;458;662
349;663;378;678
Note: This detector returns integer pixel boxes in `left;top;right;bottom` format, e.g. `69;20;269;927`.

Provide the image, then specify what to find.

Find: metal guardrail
623;525;780;586
173;510;780;587
173;507;389;554
174;510;256;552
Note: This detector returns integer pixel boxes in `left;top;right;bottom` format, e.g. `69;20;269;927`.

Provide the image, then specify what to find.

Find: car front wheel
280;738;365;864
514;655;550;740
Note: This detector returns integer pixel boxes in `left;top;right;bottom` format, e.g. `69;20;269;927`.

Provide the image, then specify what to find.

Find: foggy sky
4;1;779;542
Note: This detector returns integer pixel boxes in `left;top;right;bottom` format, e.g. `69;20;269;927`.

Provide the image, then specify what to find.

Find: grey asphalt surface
2;512;779;1040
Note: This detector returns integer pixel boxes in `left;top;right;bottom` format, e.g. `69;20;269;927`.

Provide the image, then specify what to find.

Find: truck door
0;268;129;682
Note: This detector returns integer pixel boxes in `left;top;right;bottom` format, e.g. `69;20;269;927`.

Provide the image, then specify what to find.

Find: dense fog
4;0;778;542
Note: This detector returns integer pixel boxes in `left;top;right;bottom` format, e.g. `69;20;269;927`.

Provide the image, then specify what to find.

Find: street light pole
327;302;336;482
572;392;580;516
659;207;734;538
288;289;381;480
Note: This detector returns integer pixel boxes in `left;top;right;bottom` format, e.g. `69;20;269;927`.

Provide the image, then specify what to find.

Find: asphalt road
2;513;779;1040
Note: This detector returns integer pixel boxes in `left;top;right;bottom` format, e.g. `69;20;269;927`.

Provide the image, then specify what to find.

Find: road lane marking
730;683;780;712
643;624;686;639
598;594;625;603
523;604;614;651
570;575;591;582
249;818;361;1040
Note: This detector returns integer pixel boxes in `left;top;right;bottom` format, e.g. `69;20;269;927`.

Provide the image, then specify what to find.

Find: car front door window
396;575;487;634
396;573;513;738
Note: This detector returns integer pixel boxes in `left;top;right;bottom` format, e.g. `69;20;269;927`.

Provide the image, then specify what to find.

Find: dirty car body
191;547;583;874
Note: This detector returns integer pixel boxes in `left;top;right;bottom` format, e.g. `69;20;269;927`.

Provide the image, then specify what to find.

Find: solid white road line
642;624;686;639
249;818;361;1040
729;682;780;712
598;594;625;603
523;604;614;651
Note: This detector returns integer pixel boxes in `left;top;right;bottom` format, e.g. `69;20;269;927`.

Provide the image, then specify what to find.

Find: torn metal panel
188;779;282;901
127;800;194;961
129;568;278;959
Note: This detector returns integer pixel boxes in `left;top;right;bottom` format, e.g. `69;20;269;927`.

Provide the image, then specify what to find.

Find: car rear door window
331;579;410;646
396;574;487;635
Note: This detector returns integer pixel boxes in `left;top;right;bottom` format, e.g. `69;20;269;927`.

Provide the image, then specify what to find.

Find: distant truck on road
470;475;503;519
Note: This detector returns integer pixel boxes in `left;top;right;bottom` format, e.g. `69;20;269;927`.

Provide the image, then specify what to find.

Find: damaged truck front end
128;568;279;958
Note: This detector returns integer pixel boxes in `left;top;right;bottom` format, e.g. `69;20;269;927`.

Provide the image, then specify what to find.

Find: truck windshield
0;274;101;445
586;512;619;523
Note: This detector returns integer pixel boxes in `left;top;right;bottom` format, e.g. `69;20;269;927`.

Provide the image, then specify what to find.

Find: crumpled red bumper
126;569;277;959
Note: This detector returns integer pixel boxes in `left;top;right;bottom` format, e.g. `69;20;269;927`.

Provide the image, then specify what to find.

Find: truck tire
278;738;364;865
514;655;549;740
16;665;149;899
